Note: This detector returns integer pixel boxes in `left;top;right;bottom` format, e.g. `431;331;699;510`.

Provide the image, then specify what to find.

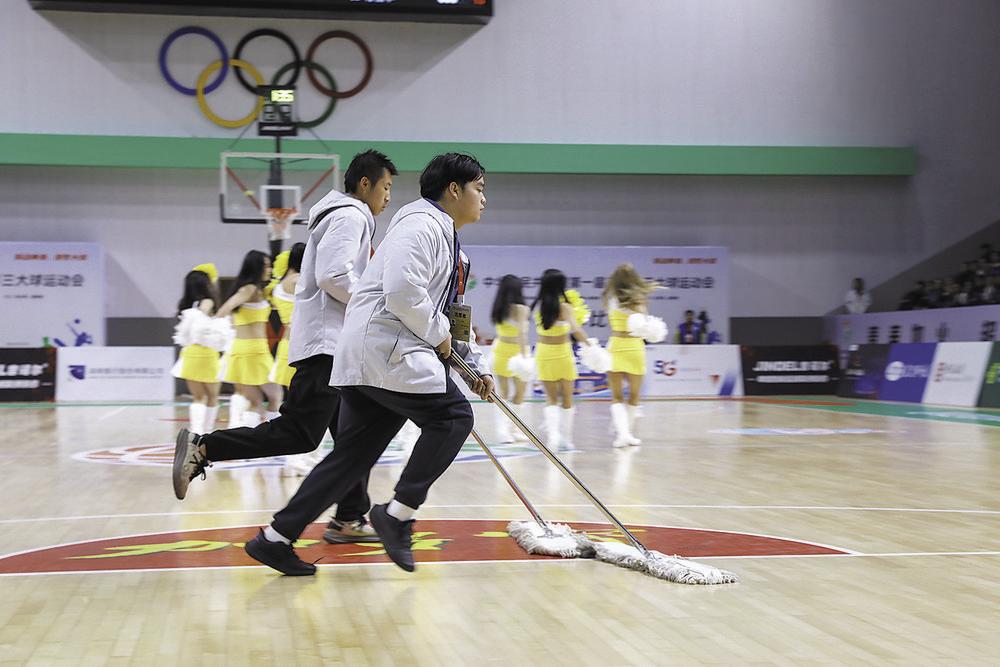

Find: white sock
228;394;249;429
263;525;291;544
387;498;417;522
242;411;263;428
265;411;281;421
203;405;220;434
188;403;206;434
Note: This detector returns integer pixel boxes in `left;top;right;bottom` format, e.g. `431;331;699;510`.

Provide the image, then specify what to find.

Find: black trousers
271;376;474;541
199;353;369;522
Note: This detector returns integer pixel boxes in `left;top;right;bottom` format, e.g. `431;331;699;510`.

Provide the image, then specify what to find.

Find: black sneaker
369;503;415;572
172;428;209;500
323;517;380;544
244;529;317;576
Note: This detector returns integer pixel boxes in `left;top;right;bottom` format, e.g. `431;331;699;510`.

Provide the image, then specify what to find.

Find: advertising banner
464;246;730;343
922;342;991;407
740;346;839;395
877;343;936;403
829;305;1000;348
976;343;1000;408
55;347;174;401
838;344;890;399
0;242;105;347
644;345;743;397
0;348;56;401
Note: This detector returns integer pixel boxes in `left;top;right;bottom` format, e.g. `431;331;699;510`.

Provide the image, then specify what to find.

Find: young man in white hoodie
244;153;494;575
173;150;397;544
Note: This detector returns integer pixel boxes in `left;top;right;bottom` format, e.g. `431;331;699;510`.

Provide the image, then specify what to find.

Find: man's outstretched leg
245;388;406;575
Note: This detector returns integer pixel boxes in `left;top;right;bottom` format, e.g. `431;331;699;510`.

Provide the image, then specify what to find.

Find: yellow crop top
535;314;571;336
270;285;295;326
609;308;635;333
496;320;521;337
232;300;271;326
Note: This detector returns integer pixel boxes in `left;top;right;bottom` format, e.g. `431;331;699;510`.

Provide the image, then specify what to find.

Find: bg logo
654;360;677;377
68;365;86;380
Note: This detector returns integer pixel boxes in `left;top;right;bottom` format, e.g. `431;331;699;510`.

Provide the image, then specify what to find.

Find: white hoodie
287;189;375;364
330;198;487;394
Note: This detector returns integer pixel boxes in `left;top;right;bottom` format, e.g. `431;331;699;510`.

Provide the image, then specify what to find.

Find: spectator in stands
899;281;928;310
844;277;871;314
956;261;975;288
982;275;999;304
956;281;974;306
677;309;701;344
698;311;722;344
940;279;960;308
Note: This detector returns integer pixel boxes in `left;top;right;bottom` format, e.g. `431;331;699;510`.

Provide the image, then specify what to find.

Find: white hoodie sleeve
382;220;452;347
316;207;368;304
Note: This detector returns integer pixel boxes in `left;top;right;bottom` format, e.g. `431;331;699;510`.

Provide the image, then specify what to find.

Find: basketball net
265;207;297;241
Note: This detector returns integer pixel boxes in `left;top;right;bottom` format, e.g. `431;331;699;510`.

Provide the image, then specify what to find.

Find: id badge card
449;303;472;342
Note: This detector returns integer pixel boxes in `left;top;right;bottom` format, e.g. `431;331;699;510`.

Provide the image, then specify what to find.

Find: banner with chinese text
464;246;729;342
0;242;105;347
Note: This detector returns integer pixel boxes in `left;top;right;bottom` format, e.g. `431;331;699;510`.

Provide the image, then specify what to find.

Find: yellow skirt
224;338;274;386
491;340;521;378
609;337;646;375
535;342;577;382
269;338;297;387
176;344;220;384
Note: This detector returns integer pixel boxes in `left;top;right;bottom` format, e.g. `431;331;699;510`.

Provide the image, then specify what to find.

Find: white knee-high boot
543;405;562;450
627;404;642;446
228;394;249;429
494;409;514;444
241;410;263;428
188;402;206;434
610;402;638;448
203;405;220;434
560;406;576;451
509;402;530;442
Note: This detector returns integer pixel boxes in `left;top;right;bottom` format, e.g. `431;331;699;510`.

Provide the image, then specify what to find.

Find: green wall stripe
0;133;916;176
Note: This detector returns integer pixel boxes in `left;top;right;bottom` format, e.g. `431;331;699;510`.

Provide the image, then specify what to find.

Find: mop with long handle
455;355;737;584
468;428;593;558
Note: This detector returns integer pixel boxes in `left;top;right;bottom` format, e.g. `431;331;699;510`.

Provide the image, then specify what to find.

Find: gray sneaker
323;517;380;544
172;428;209;500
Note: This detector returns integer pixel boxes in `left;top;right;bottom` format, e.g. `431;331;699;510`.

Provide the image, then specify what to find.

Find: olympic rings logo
158;27;373;129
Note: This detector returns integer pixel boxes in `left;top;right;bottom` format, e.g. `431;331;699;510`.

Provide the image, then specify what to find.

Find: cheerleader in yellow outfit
532;269;592;451
172;263;228;434
603;263;665;448
267;244;304;390
215;250;274;429
490;275;532;443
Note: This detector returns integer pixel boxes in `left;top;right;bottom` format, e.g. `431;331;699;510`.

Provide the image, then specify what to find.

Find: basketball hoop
265;207;298;241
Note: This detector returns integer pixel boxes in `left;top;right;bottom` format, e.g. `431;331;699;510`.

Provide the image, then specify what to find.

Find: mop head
507;521;595;558
593;541;738;585
508;353;536;382
579;339;612;373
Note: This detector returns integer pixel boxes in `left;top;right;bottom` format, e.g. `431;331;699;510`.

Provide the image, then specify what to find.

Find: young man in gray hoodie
245;153;494;575
173;150;397;544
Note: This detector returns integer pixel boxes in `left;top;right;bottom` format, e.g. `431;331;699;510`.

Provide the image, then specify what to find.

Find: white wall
3;0;1000;317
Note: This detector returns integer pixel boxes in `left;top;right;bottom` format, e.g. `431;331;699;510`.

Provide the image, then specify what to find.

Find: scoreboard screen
30;1;493;24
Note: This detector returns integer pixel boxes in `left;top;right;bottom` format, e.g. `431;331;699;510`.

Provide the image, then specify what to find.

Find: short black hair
419;153;485;201
344;149;398;194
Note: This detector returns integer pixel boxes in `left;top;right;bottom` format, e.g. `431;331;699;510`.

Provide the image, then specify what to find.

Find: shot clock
257;86;297;137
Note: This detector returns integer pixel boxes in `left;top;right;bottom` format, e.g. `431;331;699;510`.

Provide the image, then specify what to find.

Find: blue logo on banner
879;343;936;402
68;365;86;380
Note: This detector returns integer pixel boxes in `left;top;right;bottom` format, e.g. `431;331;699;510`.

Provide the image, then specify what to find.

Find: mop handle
452;355;649;556
468;428;550;530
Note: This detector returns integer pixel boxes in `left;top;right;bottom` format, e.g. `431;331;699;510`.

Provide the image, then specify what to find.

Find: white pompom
626;313;668;343
579;339;612;373
195;316;235;352
508;353;536;382
642;316;668;343
172;308;199;347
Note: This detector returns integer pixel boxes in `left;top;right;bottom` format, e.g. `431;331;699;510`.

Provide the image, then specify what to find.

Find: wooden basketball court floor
2;395;999;665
